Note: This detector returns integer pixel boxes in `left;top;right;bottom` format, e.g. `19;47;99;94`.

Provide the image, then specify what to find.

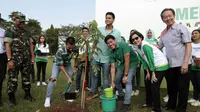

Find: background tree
58;20;104;72
45;24;60;55
26;19;42;42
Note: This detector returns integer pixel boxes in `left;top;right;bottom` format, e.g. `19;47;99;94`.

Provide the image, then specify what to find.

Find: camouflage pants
7;50;31;94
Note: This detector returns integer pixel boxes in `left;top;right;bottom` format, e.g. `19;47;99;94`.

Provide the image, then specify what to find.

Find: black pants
36;62;47;82
0;53;7;101
132;64;141;90
165;70;170;96
144;70;153;105
165;65;191;112
30;63;35;82
190;70;200;100
151;70;167;112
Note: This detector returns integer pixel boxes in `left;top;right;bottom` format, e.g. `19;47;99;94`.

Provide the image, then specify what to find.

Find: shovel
63;73;77;100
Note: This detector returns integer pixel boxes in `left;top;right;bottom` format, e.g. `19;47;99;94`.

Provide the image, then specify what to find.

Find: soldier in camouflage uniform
4;12;35;106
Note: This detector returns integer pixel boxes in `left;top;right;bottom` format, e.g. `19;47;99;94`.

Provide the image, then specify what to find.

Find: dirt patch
50;104;88;112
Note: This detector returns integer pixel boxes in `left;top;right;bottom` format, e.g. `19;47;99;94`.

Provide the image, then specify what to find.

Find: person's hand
181;62;188;74
111;81;115;89
192;56;197;60
68;77;72;83
31;57;35;64
8;61;15;69
145;72;150;80
122;76;128;84
151;72;158;83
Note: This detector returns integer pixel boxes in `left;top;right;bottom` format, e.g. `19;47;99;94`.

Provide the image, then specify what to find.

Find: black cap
0;13;5;21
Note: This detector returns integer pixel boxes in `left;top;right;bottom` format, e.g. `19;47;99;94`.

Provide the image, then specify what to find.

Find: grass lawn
0;57;199;112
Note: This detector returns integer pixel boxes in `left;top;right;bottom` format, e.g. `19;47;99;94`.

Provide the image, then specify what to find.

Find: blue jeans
90;59;109;93
46;63;73;98
115;68;135;104
76;60;91;90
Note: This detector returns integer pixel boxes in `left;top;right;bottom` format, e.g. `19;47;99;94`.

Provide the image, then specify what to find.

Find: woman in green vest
129;31;169;112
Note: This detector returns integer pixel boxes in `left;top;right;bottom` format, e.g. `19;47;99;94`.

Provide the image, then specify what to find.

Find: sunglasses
131;37;139;42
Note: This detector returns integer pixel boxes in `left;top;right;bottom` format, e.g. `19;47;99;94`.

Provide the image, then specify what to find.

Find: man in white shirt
0;14;7;106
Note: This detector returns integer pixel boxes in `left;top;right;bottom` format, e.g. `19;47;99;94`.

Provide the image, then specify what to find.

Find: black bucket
65;92;77;100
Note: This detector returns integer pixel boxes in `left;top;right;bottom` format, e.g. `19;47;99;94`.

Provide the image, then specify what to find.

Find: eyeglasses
131;37;139;42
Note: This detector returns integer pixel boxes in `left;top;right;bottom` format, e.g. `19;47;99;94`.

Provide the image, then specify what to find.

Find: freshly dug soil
50;104;88;112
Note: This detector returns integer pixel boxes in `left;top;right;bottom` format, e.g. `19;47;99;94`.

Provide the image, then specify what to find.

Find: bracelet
124;73;128;76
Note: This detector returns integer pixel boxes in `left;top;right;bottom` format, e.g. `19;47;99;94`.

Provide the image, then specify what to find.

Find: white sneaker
188;98;196;103
134;90;139;96
116;90;119;95
44;97;50;107
37;82;40;86
75;89;79;93
123;89;126;93
42;82;47;86
131;91;135;96
191;100;200;106
98;87;102;92
164;97;169;102
86;87;91;91
163;95;168;100
67;99;74;102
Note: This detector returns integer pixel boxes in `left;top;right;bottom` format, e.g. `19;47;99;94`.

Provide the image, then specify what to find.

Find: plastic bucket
104;88;113;98
100;95;117;112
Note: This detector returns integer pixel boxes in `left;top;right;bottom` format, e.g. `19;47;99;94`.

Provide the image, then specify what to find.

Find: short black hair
192;29;200;34
160;8;175;20
104;35;116;44
106;12;115;19
82;27;89;31
130;29;137;35
129;31;144;44
121;36;126;41
66;36;75;45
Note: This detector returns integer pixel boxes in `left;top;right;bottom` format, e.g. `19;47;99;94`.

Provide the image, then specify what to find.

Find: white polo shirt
0;27;5;54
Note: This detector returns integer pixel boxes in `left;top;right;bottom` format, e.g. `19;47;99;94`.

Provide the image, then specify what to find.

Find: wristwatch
7;58;11;62
124;73;128;76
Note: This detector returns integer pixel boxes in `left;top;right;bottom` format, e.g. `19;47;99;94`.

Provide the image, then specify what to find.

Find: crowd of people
0;8;200;112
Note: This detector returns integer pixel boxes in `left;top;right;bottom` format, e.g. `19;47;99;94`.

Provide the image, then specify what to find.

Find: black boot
31;79;35;83
24;90;35;102
0;88;2;106
8;93;16;106
0;95;3;107
120;104;131;112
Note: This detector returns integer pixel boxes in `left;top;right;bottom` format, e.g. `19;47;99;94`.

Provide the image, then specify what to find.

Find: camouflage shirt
53;47;72;66
4;25;31;52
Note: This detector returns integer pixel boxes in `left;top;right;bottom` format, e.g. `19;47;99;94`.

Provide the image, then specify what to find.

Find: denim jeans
76;60;91;90
115;68;135;104
90;59;109;93
46;63;73;98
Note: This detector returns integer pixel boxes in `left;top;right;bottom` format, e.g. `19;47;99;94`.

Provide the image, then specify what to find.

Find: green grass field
0;57;199;112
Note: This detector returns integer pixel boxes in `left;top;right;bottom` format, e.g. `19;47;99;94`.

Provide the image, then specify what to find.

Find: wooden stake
81;40;89;109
